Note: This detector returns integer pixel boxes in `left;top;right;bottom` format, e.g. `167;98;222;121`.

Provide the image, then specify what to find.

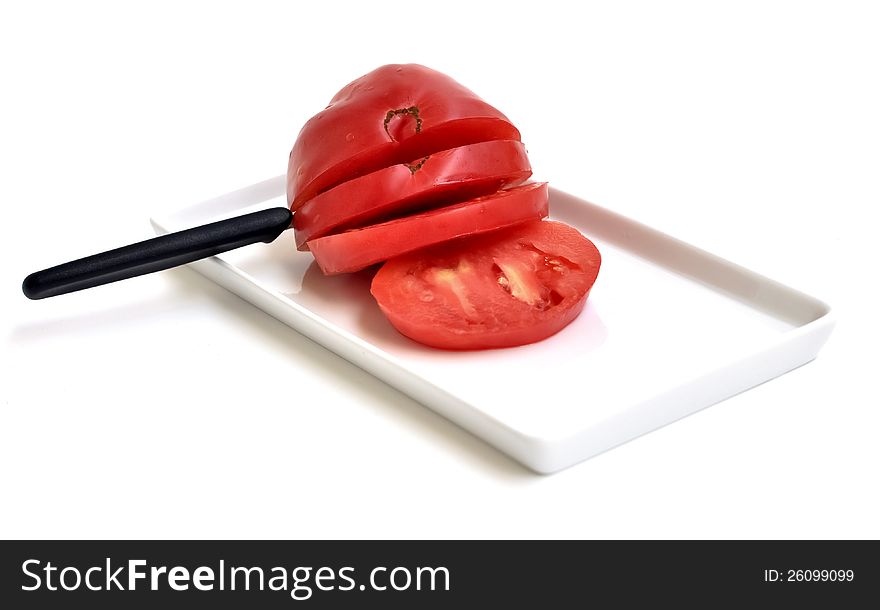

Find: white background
2;1;878;538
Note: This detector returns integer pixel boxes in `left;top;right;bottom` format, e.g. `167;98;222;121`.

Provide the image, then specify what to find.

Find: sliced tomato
293;140;531;250
287;64;520;209
370;220;601;350
307;182;548;275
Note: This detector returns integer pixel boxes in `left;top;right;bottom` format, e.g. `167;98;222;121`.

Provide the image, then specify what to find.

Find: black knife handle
22;207;293;300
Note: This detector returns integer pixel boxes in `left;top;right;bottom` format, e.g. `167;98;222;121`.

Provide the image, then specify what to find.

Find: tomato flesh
287;64;603;349
370;220;601;350
293;140;531;250
307;182;548;275
287;64;520;209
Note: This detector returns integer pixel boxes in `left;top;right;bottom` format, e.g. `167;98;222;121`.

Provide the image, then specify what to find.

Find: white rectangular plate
151;176;834;473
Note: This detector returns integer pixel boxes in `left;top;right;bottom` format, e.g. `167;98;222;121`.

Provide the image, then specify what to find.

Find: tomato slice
307;182;549;275
370;220;601;350
293;140;531;250
287;64;520;210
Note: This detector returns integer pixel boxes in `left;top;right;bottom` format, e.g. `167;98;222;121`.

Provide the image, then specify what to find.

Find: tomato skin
370;220;601;350
293;140;531;250
287;64;520;210
307;182;549;275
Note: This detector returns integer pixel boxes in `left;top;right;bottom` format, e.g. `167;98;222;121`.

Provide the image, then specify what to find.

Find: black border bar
1;541;876;608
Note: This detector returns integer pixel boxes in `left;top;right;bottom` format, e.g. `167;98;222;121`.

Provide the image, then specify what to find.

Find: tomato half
370;220;601;350
307;182;549;275
287;64;520;209
293;140;531;250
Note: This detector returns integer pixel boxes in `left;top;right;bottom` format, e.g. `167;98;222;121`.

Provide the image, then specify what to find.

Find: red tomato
370;220;601;350
287;64;520;210
293;140;532;250
308;182;549;275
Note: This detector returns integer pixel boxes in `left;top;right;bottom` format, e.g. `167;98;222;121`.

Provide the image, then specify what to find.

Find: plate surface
151;176;834;473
